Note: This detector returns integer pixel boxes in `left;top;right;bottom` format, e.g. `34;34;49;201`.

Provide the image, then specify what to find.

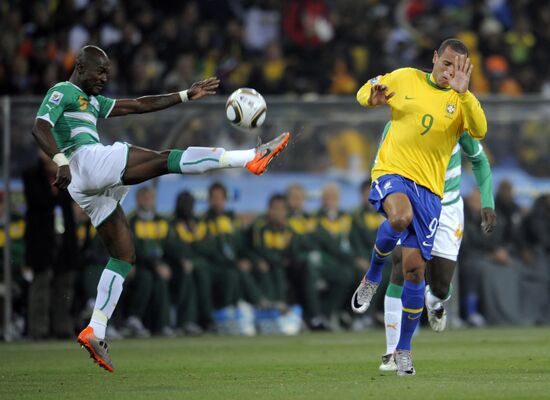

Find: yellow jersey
357;68;487;198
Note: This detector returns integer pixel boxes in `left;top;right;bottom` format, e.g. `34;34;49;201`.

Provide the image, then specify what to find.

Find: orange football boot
246;132;290;175
77;326;114;373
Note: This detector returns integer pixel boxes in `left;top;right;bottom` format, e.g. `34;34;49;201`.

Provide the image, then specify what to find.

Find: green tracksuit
312;209;357;317
200;209;256;306
249;217;296;303
127;211;171;332
287;211;323;319
164;217;215;326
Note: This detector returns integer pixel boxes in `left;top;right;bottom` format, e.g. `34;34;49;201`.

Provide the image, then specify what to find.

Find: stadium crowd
2;158;550;339
1;0;550;97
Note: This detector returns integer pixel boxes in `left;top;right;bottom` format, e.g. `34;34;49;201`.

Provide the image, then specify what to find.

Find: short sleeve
97;95;116;119
36;86;71;126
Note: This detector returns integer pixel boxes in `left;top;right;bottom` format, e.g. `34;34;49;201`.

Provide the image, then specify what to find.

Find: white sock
384;295;402;355
425;285;448;311
219;149;255;167
88;269;124;339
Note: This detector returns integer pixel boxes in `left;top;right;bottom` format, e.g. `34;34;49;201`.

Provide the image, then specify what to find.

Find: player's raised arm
447;54;487;139
357;72;396;108
357;82;395;107
109;77;220;117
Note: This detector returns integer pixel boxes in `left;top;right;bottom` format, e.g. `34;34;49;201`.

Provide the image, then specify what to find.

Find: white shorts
431;197;464;262
68;142;130;227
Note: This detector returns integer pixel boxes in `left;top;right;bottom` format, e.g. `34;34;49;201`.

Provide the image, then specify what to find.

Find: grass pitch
1;327;549;400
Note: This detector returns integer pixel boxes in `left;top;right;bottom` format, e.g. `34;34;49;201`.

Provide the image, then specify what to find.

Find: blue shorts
369;174;442;260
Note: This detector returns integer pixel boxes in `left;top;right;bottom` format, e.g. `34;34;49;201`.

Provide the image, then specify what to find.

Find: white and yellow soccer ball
225;88;267;129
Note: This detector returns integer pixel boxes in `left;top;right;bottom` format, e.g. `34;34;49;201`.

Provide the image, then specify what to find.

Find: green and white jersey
442;131;494;209
36;81;116;156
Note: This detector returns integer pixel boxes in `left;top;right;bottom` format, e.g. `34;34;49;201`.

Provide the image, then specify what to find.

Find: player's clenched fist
54;165;71;189
368;84;395;106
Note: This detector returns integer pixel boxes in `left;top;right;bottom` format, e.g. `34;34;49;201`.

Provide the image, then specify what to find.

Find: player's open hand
446;54;472;94
368;84;395;106
481;207;496;234
53;165;71;190
188;77;220;100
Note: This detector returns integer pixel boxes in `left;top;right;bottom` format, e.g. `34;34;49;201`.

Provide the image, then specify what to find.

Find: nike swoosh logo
422;241;432;247
259;148;272;160
405;96;415;100
408;314;421;320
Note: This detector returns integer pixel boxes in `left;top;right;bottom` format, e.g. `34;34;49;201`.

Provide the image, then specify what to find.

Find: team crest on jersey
446;104;456;114
369;75;381;85
49;91;63;105
90;96;99;111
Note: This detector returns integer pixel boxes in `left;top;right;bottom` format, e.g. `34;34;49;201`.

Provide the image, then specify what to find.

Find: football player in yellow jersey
350;39;487;376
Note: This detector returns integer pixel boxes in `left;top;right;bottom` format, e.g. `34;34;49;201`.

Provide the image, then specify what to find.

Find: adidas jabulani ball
225;88;267;129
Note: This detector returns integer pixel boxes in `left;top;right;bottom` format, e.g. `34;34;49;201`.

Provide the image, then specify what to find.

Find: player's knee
404;263;425;283
388;214;412;232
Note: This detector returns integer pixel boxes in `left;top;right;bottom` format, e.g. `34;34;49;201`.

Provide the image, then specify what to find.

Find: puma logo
386;323;398;330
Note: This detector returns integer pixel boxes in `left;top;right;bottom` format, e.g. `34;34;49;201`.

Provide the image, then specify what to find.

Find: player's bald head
72;45;110;95
76;45;109;67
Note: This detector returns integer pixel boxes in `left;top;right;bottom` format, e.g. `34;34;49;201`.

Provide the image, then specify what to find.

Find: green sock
167;150;184;173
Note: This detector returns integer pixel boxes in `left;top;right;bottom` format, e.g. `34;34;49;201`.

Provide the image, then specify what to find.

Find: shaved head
72;45;110;95
76;45;109;66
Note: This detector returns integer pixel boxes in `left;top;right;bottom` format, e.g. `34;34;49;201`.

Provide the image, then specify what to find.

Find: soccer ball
225;88;267;129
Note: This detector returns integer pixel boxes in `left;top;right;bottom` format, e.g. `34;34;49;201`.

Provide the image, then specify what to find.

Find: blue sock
365;220;402;283
465;293;478;317
396;279;425;351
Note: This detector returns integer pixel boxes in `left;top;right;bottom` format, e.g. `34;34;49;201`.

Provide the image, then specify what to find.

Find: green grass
1;327;549;400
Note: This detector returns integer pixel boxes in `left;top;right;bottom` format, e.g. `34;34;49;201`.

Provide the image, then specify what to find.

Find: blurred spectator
23;152;78;339
249;194;293;306
312;183;356;329
461;188;524;326
125;186;173;337
495;179;524;255
285;184;329;330
524;193;550;257
0;191;27;337
283;0;334;49
164;191;212;335
201;182;260;306
328;57;358;95
248;41;289;94
1;1;549;95
326;127;372;184
163;54;200;93
242;0;281;53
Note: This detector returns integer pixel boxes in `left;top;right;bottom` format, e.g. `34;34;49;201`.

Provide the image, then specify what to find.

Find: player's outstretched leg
77;206;135;373
351;191;411;314
122;132;290;186
172;132;290;176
